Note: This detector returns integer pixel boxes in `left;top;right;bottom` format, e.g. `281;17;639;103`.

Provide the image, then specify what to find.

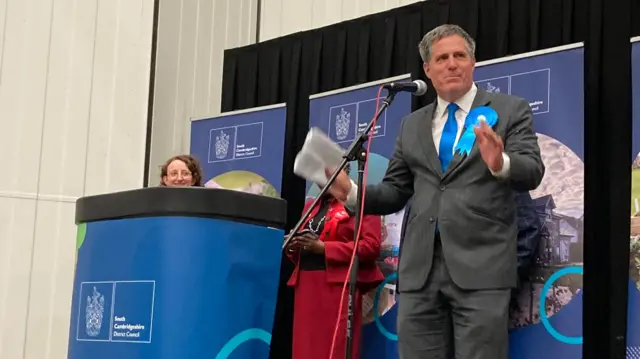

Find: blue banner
629;37;640;359
474;44;587;358
68;216;284;359
307;74;413;359
190;104;286;197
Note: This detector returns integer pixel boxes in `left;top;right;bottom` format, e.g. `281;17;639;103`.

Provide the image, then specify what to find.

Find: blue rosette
454;106;499;156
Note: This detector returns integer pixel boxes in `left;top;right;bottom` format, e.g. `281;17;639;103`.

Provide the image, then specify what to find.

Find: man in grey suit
327;24;544;358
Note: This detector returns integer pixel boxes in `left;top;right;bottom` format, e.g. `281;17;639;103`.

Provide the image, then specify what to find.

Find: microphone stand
281;88;399;359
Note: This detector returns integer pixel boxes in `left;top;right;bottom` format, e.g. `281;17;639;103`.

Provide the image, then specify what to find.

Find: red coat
287;199;385;293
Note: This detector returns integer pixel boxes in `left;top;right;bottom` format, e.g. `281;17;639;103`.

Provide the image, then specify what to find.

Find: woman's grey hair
418;24;476;63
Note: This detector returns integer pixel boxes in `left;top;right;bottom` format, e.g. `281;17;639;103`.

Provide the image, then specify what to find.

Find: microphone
383;79;428;96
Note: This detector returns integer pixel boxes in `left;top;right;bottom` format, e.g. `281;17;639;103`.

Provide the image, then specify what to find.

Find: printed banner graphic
190;104;287;197
628;37;640;359
476;42;639;359
307;74;413;359
68;216;284;359
474;44;586;359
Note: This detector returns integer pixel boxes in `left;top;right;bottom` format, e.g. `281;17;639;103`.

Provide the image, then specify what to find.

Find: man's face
423;34;475;101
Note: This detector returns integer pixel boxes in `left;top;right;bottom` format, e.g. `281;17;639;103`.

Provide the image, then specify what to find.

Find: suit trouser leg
442;259;510;359
397;241;453;359
397;238;510;359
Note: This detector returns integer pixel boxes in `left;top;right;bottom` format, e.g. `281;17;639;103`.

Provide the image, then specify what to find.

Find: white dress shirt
344;84;511;206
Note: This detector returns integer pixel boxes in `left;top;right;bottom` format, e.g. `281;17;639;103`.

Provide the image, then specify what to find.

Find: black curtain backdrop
220;1;640;358
583;0;634;358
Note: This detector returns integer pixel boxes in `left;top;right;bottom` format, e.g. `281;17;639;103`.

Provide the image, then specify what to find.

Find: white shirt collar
435;83;477;118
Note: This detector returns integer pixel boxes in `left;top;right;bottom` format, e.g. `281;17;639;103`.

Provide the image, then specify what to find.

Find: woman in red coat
285;168;384;359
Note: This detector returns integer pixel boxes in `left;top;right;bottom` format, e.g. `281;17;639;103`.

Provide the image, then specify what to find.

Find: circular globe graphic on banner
206;170;279;198
304;153;401;324
510;133;584;331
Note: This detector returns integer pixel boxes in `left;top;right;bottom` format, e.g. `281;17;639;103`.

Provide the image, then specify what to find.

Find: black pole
343;93;397;359
143;0;161;187
345;144;366;358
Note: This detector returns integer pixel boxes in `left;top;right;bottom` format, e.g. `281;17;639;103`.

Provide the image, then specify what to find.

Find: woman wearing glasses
159;154;204;187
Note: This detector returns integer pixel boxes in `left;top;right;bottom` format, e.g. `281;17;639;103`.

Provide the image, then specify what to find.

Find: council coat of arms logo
85;286;105;337
335;108;351;141
215;130;230;159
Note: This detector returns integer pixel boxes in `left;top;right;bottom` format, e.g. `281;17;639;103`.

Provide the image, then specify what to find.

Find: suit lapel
442;88;492;180
418;104;444;176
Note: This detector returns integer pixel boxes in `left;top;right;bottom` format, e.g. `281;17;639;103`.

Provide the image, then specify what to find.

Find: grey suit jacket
363;88;544;292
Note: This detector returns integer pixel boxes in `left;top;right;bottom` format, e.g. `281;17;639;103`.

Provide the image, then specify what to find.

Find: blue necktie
435;103;458;234
439;103;459;172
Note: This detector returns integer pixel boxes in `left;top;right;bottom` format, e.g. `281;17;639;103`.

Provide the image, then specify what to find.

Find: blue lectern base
68;188;287;359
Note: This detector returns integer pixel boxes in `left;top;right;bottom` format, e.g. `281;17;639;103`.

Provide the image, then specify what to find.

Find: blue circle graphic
373;273;398;341
215;328;272;359
539;266;583;345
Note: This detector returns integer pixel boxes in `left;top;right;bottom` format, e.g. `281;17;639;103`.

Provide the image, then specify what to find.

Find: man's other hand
474;121;505;173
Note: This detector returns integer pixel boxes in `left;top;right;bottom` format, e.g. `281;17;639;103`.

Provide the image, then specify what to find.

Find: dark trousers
397;237;511;359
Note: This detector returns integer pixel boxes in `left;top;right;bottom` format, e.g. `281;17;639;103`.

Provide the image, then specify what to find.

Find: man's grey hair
418;24;476;63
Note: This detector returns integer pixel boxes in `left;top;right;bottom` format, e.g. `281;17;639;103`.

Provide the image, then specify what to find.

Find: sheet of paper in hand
294;127;346;186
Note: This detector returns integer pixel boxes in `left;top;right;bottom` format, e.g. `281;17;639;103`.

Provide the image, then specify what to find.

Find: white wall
147;0;258;186
0;0;155;358
259;0;423;42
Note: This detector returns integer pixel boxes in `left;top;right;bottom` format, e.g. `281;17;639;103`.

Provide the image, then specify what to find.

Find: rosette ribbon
454;106;499;157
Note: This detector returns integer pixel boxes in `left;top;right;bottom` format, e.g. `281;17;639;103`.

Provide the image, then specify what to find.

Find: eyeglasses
167;171;192;179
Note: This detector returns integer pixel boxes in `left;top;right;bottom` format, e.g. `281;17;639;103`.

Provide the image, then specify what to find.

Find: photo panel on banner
307;74;413;359
629;36;640;359
473;43;586;359
190;104;287;197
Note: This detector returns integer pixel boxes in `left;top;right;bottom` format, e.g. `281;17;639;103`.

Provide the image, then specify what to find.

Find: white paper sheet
293;127;346;186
